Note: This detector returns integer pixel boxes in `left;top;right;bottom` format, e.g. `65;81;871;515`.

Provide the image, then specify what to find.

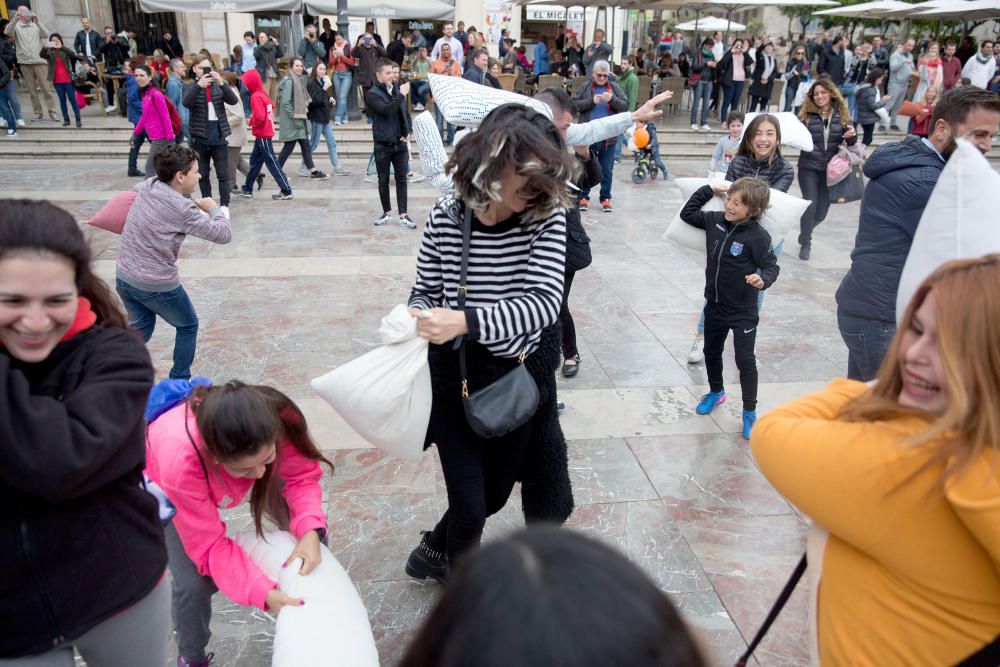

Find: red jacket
241;68;274;139
941;55;963;90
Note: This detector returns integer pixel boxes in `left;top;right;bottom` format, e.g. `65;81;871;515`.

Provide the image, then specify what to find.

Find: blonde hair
838;255;1000;488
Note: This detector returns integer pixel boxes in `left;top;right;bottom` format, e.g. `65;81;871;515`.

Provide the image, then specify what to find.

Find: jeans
410;79;429;106
333;71;352;123
0;85;16;129
887;81;908;127
433;102;456;143
837;309;896;381
115;280;199;380
374;141;408;213
243;137;292;195
53;82;81;122
278;138;315;170
690;80;713;125
797;168;829;246
559;269;578;359
309;121;340;168
696;240;783;334
128;128;147;172
783;83;797;112
192;140;230;206
839;82;857;121
614;132;626;161
3;76;21;120
704;301;759;411
721;80;745;121
584;138;615;202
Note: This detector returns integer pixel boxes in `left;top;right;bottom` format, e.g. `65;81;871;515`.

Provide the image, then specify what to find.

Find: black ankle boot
799;243;811;261
405;531;448;584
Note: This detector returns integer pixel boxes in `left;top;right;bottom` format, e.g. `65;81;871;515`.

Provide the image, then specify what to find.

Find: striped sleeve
408;204;446;310
466;210;566;345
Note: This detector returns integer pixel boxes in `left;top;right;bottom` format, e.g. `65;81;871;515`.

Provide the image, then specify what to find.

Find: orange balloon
633;127;650;149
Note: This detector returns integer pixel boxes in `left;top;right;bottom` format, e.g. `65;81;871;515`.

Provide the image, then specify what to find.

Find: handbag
455;205;540;439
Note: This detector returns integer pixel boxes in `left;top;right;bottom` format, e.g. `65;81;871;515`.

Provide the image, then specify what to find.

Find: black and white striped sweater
408;195;567;359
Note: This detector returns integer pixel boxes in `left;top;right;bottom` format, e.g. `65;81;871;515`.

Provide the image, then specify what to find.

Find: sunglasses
594;73;609;78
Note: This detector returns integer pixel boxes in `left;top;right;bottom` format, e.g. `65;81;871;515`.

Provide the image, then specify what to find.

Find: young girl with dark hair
856;67;890;146
145;381;334;667
0;200;169;664
132;63;175;176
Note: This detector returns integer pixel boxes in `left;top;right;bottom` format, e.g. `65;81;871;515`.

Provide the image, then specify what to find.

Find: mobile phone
202;66;213;75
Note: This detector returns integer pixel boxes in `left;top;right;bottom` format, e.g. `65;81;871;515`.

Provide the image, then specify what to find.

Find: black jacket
98;37;129;69
182;80;238;142
798;110;856;172
157;35;184;60
0;326;166;658
1;40;15;69
835;136;945;322
855;82;886;126
725;154;795;192
716;49;753;86
784;57;807;91
365;81;411;143
462;63;487;85
254;41;282;78
681;185;779;309
566;151;603;272
571;79;628;122
386;39;406;65
748;53;777;98
485;72;501;89
73;29;101;59
306;78;331;124
818;46;846;85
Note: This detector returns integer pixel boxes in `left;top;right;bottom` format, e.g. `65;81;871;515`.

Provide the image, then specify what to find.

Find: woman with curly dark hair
404;104;577;583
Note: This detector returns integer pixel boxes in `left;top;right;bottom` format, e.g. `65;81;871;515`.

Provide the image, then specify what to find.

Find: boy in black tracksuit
680;177;779;439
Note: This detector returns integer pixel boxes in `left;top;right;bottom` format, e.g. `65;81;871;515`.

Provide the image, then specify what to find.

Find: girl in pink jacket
145;381;333;667
131;64;175;177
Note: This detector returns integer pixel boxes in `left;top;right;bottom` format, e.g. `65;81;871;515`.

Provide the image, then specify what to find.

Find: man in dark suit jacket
74;17;101;61
462;47;489;85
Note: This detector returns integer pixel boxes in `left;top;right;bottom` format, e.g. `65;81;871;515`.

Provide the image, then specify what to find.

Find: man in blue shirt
571;60;628;212
533;36;550;76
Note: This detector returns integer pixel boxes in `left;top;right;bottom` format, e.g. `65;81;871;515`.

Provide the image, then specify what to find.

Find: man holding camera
4;6;58;121
254;31;282;106
298;24;325;73
356;32;386;124
183;58;239;211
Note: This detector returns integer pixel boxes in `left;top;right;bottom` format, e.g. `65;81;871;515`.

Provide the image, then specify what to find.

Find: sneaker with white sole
297;166;310;177
700;124;712;131
413;103;425;111
690;123;700;131
310;170;329;179
16;118;25;127
334;166;350;175
686;335;704;364
271;192;293;200
374;212;391;226
6;129;16;137
104;105;117;114
399;214;416;229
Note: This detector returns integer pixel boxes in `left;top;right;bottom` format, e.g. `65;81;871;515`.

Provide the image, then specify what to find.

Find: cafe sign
526;6;585;22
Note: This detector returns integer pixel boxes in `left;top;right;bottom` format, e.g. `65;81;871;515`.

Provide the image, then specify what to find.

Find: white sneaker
16;118;25;127
399;214;416;229
297;165;310;177
220;205;230;220
687;335;705;364
105;104;117;113
700;124;712;131
6;129;16;137
690;123;699;131
374;212;391;226
413;103;425;111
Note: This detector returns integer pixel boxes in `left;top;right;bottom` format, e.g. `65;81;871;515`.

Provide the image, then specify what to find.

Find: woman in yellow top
752;255;1000;666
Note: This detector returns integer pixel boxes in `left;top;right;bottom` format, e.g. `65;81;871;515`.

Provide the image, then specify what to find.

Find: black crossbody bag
453;205;539;439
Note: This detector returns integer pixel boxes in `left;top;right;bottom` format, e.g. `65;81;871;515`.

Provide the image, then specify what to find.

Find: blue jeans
690;80;713;125
837;308;896;381
721;80;744;121
309;120;340;167
54;82;80;122
240;81;251;116
333;71;352;123
0;85;16;129
411;79;429;106
614;132;625;161
783;83;797;112
2;77;21;121
115;280;199;380
433;102;456;144
584;138;615;202
839;82;857;122
697;240;783;334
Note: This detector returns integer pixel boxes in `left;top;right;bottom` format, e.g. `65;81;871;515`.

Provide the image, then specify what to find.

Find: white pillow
739;111;814;152
896;139;1000;324
428;73;552;129
663;178;811;251
233;531;379;667
412;110;455;195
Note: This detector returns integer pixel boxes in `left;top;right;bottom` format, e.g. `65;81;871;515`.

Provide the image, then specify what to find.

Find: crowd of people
2;10;1000;667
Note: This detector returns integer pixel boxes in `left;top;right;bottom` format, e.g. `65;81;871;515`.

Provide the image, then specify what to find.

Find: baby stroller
627;123;669;184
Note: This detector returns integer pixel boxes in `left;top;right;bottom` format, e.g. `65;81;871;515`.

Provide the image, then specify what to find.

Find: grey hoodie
888;48;915;87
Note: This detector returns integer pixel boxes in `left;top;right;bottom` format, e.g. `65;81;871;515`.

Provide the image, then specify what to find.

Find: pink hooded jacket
145;402;326;610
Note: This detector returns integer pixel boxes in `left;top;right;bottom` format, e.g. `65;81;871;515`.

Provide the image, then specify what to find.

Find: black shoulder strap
182;402;212;491
455;204;472;398
956;635;1000;667
736;553;808;667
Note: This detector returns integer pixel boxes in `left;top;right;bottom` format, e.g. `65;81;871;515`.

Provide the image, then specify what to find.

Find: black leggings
703;301;759;412
277;138;315;170
558;269;578;359
860;123;875;145
427;377;535;567
797;167;830;246
748;95;768;112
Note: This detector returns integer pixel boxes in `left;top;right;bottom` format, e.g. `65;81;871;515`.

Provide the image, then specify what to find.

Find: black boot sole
405;549;448;584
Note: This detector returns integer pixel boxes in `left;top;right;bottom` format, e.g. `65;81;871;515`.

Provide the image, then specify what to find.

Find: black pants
427;381;534;566
748;95;768;112
128;129;147;172
558;269;578;359
797;167;830;247
703;301;759;412
277;138;314;170
860;123;875;145
192;140;230;206
374;141;408;214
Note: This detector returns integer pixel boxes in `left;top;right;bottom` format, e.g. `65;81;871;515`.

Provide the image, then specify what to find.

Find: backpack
161;92;183;136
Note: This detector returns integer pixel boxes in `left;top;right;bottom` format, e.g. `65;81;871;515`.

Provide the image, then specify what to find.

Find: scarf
290;72;308;120
761;53;776;80
61;296;97;341
975;52;991;65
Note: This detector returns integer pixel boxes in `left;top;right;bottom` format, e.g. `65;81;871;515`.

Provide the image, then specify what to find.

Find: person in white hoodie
962;39;996;89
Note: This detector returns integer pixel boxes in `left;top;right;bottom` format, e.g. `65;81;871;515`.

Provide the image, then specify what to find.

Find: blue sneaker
695;390;726;415
742;410;757;440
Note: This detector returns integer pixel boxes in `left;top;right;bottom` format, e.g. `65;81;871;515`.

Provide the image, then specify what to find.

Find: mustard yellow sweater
752;379;1000;665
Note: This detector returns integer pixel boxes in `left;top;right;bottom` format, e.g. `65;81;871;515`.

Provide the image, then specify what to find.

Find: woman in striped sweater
404;105;577;583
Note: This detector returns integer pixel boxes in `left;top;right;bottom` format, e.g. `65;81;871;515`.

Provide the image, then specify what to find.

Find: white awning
675;16;745;31
137;0;300;12
305;0;455;18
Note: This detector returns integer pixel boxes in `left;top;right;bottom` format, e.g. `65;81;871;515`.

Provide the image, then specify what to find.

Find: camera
202;66;213;75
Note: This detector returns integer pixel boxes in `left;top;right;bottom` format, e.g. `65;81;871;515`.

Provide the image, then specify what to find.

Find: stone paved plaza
2;137;871;666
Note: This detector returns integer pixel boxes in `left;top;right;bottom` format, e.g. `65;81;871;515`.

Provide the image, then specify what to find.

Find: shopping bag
793;80;812;108
826;146;853;186
310;305;430;461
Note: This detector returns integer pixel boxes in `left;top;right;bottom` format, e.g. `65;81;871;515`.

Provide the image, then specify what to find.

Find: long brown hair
189;381;334;536
838;255;1000;488
736;113;783;164
799;77;851;123
0;200;128;329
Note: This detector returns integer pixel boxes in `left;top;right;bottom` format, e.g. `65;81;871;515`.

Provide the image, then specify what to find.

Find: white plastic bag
310;305;431;461
793;81;812;109
664;177;811;251
896;140;1000;324
233;531;379;667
